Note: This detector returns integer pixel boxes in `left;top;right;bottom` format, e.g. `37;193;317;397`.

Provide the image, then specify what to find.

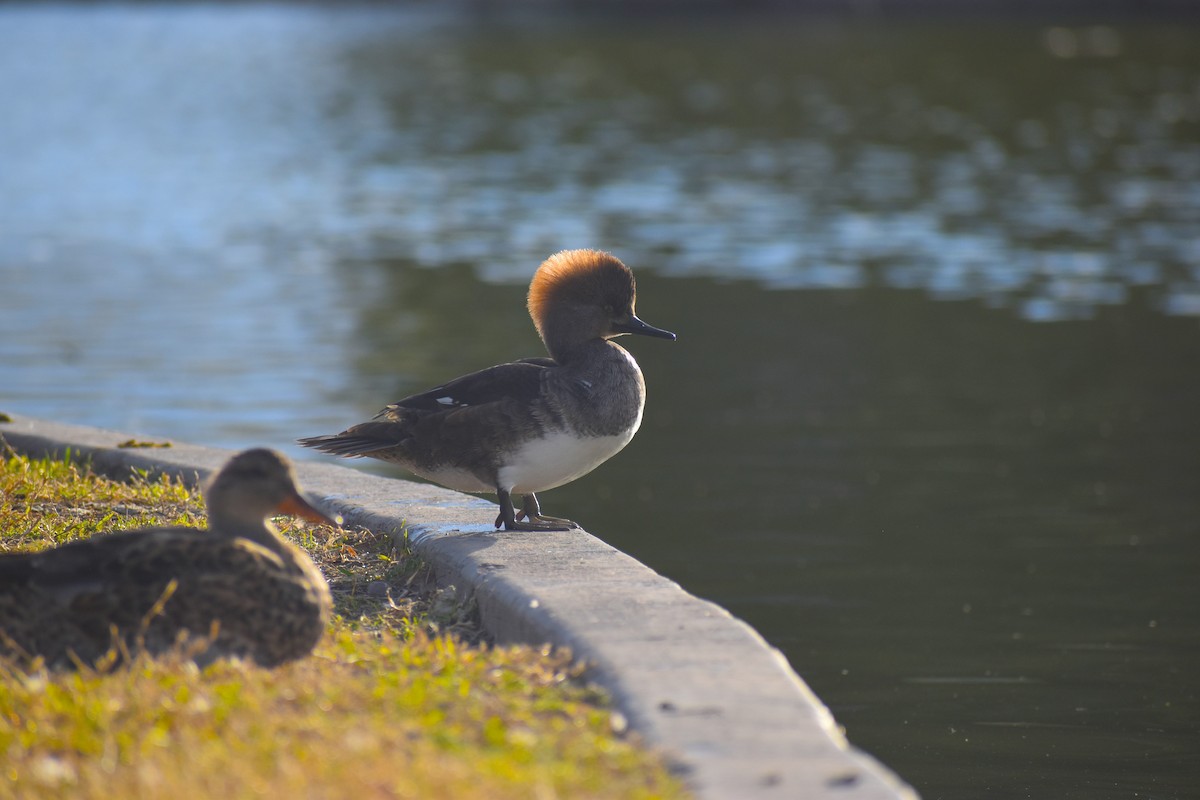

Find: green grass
0;450;199;551
0;449;689;800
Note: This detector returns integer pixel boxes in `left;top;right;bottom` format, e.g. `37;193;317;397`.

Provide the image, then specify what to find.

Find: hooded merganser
0;449;336;669
298;249;676;532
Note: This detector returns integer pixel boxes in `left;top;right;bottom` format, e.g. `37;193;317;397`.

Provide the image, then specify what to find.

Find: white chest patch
498;429;637;494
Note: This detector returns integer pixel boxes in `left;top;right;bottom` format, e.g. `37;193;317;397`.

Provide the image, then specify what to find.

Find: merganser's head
527;249;675;361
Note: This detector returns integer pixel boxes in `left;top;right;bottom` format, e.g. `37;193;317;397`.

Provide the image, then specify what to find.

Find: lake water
2;6;1198;798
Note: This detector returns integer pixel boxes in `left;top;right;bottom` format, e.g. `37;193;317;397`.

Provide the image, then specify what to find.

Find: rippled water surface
3;6;1199;798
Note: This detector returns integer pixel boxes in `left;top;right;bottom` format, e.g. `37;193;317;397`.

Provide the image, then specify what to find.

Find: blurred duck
0;448;335;669
299;249;675;531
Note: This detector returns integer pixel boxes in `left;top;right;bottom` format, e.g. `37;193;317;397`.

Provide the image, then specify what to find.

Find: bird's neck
208;510;286;553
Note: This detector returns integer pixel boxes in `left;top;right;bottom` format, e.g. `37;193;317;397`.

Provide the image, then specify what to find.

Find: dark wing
385;359;555;413
296;359;571;460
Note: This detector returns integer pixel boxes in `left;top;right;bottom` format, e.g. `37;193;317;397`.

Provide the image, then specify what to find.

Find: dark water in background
2;6;1199;797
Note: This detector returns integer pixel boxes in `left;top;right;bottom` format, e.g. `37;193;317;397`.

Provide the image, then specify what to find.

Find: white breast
498;429;637;494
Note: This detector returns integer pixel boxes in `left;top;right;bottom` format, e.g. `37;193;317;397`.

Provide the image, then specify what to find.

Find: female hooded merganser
298;249;676;532
0;449;336;669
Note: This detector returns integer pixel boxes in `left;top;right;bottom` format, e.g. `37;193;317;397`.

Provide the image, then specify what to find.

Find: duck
0;448;336;670
298;249;675;531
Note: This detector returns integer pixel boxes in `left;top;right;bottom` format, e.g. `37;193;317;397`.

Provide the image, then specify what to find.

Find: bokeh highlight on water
2;6;1199;798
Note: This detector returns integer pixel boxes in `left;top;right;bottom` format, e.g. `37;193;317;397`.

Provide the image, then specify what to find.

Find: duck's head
527;249;675;361
204;448;339;536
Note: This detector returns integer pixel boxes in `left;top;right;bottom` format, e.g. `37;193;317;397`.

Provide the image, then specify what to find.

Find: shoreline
1;412;917;800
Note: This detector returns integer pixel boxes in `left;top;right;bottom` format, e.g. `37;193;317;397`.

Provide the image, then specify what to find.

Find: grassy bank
0;448;688;800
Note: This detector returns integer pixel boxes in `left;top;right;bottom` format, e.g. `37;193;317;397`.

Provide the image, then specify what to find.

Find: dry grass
0;448;689;800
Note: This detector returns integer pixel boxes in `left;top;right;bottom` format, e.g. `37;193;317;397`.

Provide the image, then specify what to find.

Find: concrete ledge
0;412;917;800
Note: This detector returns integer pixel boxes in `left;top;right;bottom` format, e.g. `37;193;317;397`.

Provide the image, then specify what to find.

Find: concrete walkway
1;412;917;800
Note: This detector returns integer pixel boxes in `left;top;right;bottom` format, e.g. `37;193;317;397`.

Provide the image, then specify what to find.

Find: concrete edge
0;412;918;800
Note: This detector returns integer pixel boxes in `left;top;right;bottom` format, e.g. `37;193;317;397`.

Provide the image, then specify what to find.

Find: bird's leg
520;493;580;530
513;494;530;522
493;489;515;529
494;489;578;532
521;493;541;519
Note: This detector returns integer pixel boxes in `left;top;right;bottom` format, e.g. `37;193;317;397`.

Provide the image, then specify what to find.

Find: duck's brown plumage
0;449;335;670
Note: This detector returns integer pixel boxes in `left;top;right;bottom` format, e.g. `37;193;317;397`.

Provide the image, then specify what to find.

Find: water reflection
331;20;1200;322
2;6;1199;798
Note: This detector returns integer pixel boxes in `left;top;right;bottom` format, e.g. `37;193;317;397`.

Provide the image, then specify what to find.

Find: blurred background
2;3;1198;798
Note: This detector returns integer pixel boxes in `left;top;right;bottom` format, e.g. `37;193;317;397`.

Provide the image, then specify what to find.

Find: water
2;6;1199;797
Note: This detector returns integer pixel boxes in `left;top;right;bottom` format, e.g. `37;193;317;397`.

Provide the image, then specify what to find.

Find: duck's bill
278;493;342;527
614;314;677;341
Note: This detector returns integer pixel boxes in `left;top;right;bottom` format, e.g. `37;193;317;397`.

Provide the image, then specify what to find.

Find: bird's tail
296;433;388;459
